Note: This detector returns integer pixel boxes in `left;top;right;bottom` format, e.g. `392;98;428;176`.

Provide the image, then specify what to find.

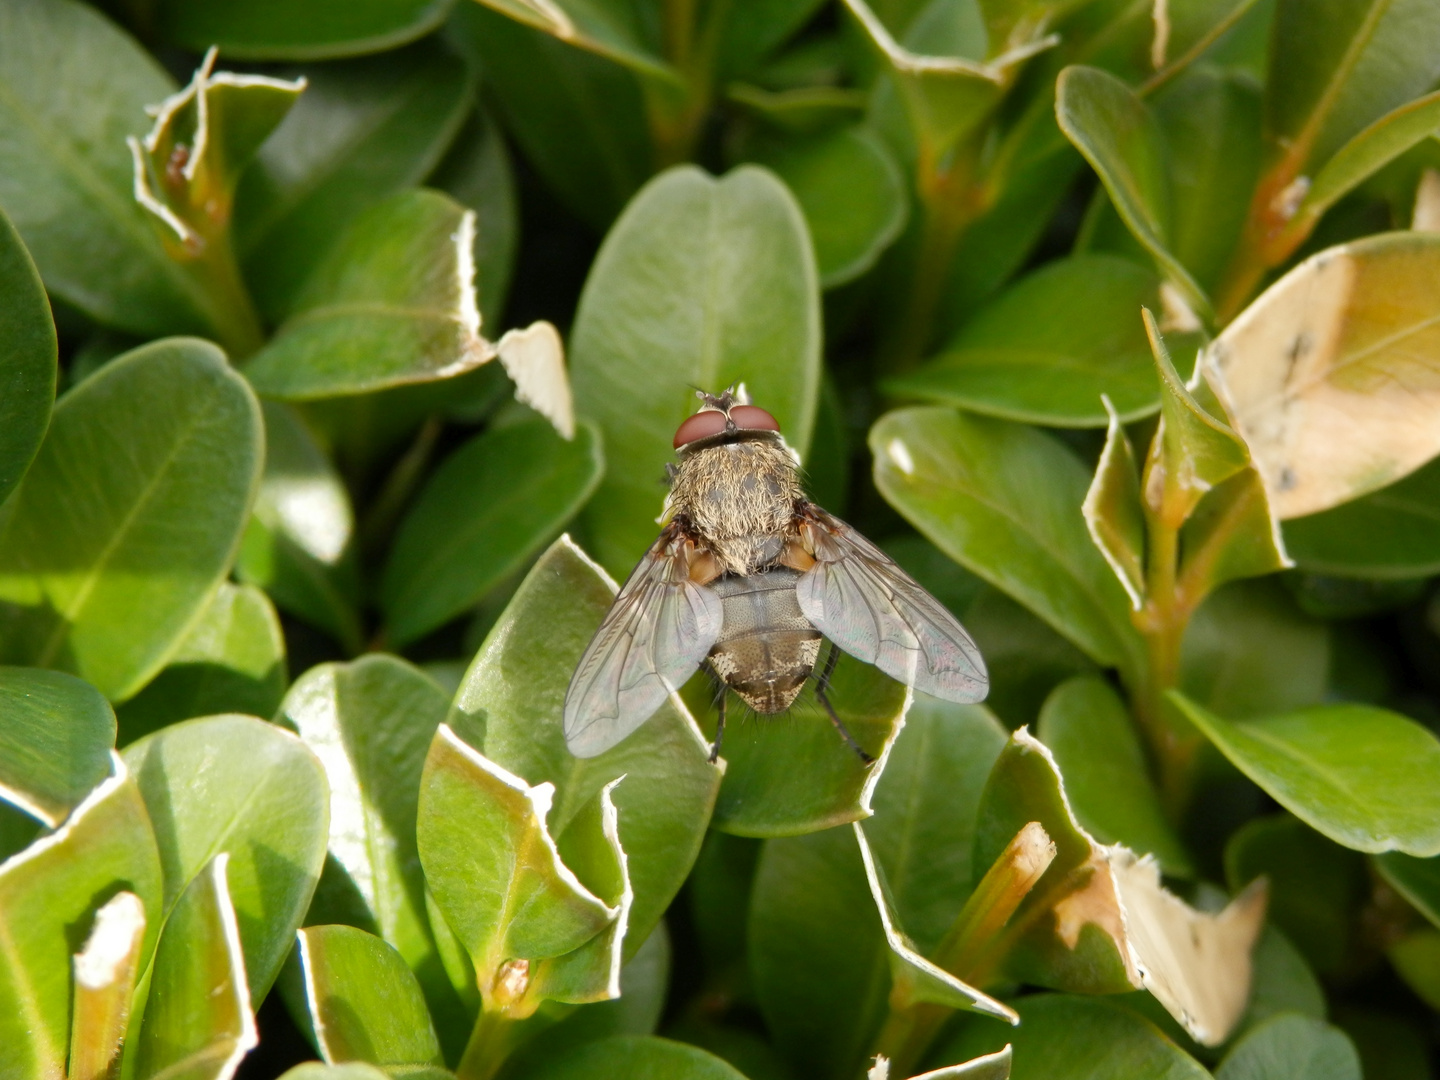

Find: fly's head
672;386;782;452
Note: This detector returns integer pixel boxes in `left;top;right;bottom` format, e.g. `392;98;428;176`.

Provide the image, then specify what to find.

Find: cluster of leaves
3;0;1440;1077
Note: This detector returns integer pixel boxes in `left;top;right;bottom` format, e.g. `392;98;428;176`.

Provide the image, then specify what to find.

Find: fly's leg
710;689;726;765
814;643;874;765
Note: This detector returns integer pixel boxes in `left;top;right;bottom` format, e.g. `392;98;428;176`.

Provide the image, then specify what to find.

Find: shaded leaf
297;924;442;1066
0;206;55;509
0;667;115;827
1215;1013;1361;1080
871;407;1144;678
380;414;603;647
0;338;262;701
123;713;330;1000
1083;399;1147;608
571;165;820;574
150;0;454;59
1171;693;1440;856
522;1035;748;1080
1387;929;1440;1012
471;0;676;83
133;854;258;1080
1202;231;1440;519
1373;850;1440;929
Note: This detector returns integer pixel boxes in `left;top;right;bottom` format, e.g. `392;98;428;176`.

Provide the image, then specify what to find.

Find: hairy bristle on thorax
669;440;803;575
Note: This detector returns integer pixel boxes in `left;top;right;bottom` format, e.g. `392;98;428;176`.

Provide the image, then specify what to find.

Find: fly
563;388;988;763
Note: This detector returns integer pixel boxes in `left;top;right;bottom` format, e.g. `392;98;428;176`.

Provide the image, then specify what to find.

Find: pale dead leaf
1412;169;1440;231
497;321;576;440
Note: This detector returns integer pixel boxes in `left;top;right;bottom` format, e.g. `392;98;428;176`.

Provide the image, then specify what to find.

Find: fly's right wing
563;526;724;758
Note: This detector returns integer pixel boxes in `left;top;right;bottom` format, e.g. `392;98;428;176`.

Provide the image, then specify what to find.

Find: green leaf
1387;928;1440;1011
522;1035;748;1080
243;189;496;400
1083;400;1147;608
470;0;677;83
1225;814;1366;975
1171;694;1440;856
150;0;454;59
416;725;615;992
133;854;258;1080
234;40;473;321
279;1066;392;1080
1036;676;1192;876
380;414;603;647
0;762;162;1077
1055;66;1211;319
1202;231;1440;519
711;0;827;82
0;207;55;509
871;407;1144;678
1282;457;1440;579
1216;1013;1361;1080
236;400;362;652
571;164;820;574
447;538;719;961
1265;0;1440;176
123;713;330;1000
449;4;651;231
116;583;287;744
0;0;224;337
0;667;115;827
751;126;907;288
885;255;1166;428
1373;851;1440;929
938;995;1211;1080
0;338;263;701
1242;925;1326;1031
297;924;443;1066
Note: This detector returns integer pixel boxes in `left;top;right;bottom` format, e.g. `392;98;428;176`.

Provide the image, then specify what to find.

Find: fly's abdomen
708;568;822;713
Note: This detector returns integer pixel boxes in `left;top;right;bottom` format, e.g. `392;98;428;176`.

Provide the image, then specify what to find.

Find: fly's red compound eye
673;409;729;449
729;405;780;433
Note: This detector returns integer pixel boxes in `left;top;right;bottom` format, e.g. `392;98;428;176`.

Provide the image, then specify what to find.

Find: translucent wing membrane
564;526;724;757
795;505;988;703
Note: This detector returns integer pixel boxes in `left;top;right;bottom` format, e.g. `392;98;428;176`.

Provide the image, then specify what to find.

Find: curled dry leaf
1203;232;1440;519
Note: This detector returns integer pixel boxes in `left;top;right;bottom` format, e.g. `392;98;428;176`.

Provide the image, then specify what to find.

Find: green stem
192;231;266;360
456;1007;520;1080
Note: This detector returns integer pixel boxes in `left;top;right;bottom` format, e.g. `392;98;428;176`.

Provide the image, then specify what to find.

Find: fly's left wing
563;524;724;758
794;504;988;703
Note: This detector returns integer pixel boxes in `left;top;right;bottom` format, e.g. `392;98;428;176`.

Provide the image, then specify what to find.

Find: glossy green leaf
571;164;820;574
151;0;454;59
1265;0;1440;176
1083;401;1147;608
0;667;115;827
133;854;258;1080
1172;694;1440;856
234;40;474;321
749;702;1009;1080
0;0;224;337
431;109;519;330
1202;232;1440;519
1147;0;1266;86
67;890;147;1080
236;400;362;652
417;725;615;991
279;1066;391;1080
380;414;603;647
1282;457;1440;579
1373;851;1440;929
1388;928;1440;1011
752;127;907;288
1055;66;1210;318
448;537;720;961
523;1035;748;1080
243;189;497;400
1216;1013;1361;1080
450;4;651;230
116;583;287;744
0;338;263;701
0;207;55;509
297;924;443;1065
938;995;1211;1080
0;762;162;1077
123;713;330;1000
886;256;1165;427
471;0;675;83
1225;814;1365;975
1036;676;1191;875
277;657;449;998
871;407;1144;678
1177;466;1291;600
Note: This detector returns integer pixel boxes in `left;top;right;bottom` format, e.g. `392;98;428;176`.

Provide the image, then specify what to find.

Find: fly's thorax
670;438;804;575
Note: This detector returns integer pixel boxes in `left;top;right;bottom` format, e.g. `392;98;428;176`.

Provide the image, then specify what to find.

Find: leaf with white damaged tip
854;823;1017;1023
416;725;615;1000
471;0;679;85
243;190;495;400
497;321;576;439
1203;232;1440;519
0;667;115;827
1083;398;1147;609
877;1045;1013;1080
68;891;145;1080
133;854;258;1080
